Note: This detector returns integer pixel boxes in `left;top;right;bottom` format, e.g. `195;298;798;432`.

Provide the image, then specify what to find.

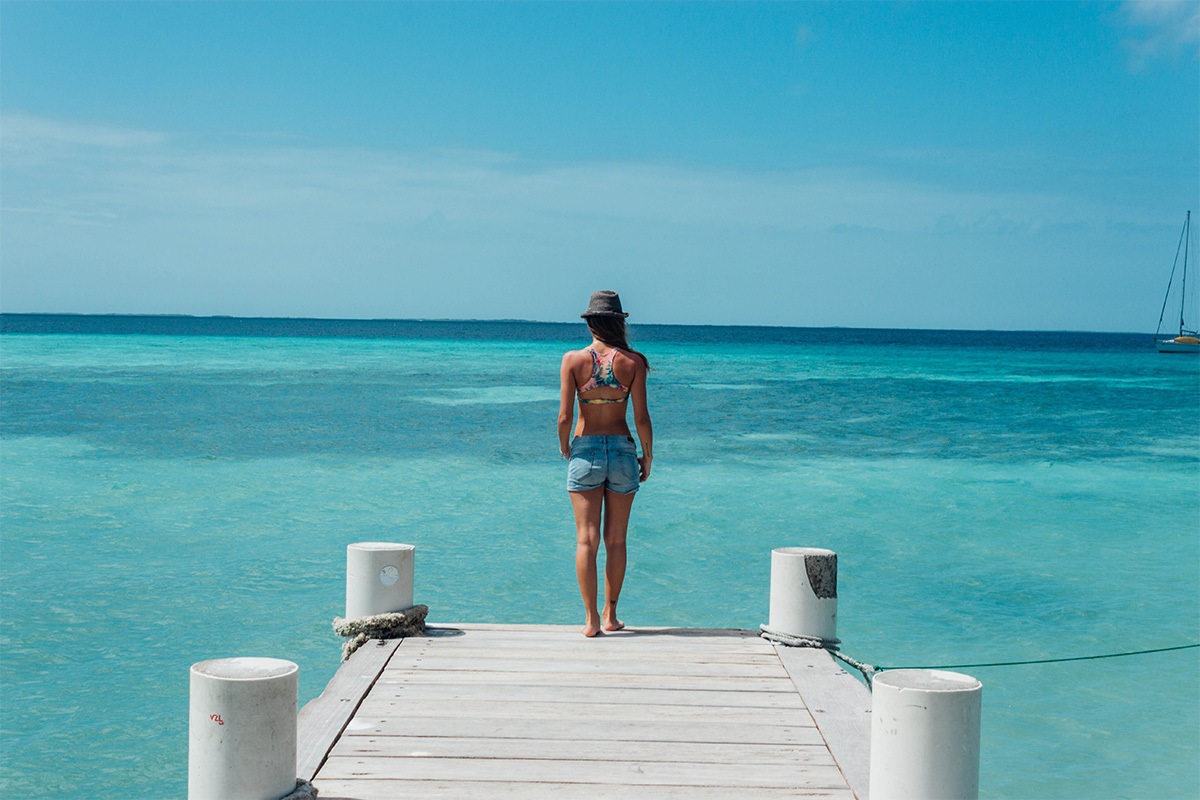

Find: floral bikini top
577;347;630;404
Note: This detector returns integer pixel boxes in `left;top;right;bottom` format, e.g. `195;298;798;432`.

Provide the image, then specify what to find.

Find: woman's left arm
558;353;577;459
629;360;653;481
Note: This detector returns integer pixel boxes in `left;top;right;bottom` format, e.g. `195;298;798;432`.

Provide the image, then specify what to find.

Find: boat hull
1156;339;1200;353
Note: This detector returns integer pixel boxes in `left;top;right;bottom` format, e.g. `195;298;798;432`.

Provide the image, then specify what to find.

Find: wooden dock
297;624;871;799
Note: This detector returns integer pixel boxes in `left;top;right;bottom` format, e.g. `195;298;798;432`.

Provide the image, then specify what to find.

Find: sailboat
1155;210;1199;354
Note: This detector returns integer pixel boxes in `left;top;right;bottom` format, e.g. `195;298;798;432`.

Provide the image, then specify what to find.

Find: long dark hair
587;316;651;371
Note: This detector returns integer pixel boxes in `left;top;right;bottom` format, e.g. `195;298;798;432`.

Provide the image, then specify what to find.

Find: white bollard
768;547;838;641
188;657;299;800
346;542;415;619
869;669;983;800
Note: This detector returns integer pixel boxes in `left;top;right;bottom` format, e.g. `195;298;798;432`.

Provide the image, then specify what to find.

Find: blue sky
1;2;1197;330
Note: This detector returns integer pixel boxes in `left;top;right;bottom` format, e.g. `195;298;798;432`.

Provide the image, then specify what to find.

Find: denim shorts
567;435;640;495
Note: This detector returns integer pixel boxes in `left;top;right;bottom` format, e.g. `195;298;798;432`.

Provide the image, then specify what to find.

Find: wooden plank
338;714;826;744
397;652;782;668
416;628;768;651
312;778;856;799
305;625;863;800
432;624;761;639
400;622;769;643
317;754;849;788
375;670;794;691
414;630;771;649
774;645;873;800
401;641;781;663
371;682;808;708
295;638;404;781
330;734;828;764
403;646;777;661
383;655;784;678
355;697;814;724
397;633;773;654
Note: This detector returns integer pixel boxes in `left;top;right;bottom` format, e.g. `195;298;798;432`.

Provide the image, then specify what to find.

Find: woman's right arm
558;353;576;460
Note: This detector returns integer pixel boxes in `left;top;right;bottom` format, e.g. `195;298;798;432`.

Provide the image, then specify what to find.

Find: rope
281;779;318;799
761;625;1199;686
333;605;428;661
876;642;1200;672
758;624;839;648
759;624;876;686
829;649;878;687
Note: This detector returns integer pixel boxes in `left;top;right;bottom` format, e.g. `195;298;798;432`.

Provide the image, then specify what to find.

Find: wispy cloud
0;113;1175;328
1;113;169;150
1119;0;1200;70
0;113;1094;236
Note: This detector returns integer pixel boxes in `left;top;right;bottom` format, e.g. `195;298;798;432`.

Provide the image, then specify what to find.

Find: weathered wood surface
295;638;403;781
775;645;873;800
312;780;853;799
309;624;867;800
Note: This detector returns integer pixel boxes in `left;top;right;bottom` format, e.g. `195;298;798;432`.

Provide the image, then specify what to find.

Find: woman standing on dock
559;291;653;637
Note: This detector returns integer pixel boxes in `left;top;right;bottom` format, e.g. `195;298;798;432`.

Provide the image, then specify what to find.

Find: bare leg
569;487;605;637
601;489;635;631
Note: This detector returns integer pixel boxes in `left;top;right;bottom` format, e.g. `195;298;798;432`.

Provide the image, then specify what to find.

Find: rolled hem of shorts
567;483;640;494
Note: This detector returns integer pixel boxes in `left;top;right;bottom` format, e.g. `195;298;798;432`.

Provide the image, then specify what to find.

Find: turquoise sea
1;315;1197;799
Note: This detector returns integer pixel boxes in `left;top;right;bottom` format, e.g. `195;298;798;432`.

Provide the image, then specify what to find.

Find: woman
559;290;653;637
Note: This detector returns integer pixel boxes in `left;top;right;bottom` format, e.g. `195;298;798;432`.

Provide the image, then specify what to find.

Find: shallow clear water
1;318;1197;798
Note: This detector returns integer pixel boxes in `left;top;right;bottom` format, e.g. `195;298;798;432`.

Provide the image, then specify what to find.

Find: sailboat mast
1180;210;1191;335
1155;213;1189;339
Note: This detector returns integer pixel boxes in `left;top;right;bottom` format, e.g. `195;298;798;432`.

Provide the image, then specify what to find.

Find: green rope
876;642;1200;672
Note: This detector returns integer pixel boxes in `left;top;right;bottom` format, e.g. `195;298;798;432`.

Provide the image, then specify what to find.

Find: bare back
560;345;644;437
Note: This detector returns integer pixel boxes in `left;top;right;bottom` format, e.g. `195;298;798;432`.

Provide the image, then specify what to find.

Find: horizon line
0;310;1153;337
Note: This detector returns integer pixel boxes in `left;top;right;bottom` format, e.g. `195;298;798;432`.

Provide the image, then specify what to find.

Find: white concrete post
346;542;415;619
768;547;838;641
870;669;983;800
188;657;299;800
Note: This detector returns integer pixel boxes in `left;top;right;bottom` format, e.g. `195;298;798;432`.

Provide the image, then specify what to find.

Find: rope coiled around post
759;623;876;687
333;605;428;661
281;779;318;799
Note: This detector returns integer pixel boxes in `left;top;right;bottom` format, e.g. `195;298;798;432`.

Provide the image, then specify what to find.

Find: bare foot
602;616;625;632
582;620;603;638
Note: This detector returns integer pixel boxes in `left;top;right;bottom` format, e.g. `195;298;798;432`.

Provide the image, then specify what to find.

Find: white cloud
0;113;1178;330
2;112;1090;236
1119;0;1200;69
1;113;168;150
